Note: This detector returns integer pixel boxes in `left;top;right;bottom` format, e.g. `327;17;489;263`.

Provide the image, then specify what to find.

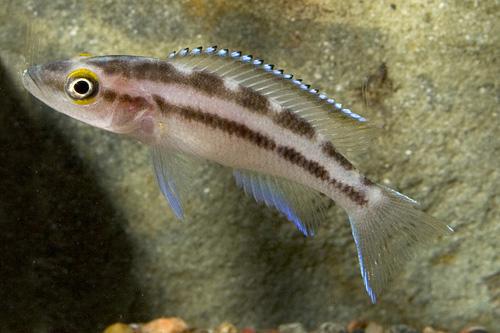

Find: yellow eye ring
65;68;99;105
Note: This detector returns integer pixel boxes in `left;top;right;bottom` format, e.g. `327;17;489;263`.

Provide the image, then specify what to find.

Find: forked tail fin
348;187;453;303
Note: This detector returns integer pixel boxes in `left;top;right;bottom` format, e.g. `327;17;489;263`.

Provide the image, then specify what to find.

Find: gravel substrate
102;317;490;333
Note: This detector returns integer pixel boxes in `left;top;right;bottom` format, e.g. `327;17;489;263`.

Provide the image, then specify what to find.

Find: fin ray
152;146;208;220
348;187;452;302
233;170;328;236
168;46;376;155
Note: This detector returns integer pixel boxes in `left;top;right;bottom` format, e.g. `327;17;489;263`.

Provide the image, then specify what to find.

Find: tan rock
365;322;383;333
142;318;189;333
103;323;134;333
215;322;238;333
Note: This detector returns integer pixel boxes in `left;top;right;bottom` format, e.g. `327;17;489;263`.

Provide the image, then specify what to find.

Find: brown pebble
142;318;188;333
103;323;135;333
460;327;488;333
347;320;367;333
240;328;256;333
215;322;238;333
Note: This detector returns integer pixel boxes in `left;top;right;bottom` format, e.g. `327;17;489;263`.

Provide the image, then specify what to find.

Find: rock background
0;1;498;332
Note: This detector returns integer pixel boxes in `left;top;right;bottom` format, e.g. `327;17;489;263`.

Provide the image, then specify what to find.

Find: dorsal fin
166;46;376;154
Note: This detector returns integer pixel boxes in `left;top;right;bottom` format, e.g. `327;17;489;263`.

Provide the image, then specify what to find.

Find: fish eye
65;68;99;104
68;78;93;98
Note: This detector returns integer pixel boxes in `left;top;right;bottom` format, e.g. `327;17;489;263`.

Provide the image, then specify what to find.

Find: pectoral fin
151;146;207;220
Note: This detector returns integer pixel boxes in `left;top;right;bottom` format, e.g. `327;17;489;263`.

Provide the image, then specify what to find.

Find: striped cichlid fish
22;46;452;302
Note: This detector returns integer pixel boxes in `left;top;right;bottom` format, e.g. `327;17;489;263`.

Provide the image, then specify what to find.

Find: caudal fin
348;187;453;303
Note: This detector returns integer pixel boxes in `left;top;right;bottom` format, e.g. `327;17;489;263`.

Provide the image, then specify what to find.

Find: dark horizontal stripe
274;110;315;139
152;94;367;206
330;178;368;205
153;94;277;151
101;89;117;102
87;57;315;137
321;141;354;171
276;146;330;181
100;89;150;111
88;58;270;113
116;93;148;108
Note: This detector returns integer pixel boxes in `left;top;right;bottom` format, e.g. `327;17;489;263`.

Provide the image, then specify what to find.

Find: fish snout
22;66;41;92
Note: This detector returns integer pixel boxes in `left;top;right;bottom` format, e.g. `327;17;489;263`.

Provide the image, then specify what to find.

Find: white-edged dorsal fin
167;46;376;155
233;169;329;236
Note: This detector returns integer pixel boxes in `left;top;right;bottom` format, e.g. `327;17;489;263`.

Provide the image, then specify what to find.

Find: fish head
22;55;149;134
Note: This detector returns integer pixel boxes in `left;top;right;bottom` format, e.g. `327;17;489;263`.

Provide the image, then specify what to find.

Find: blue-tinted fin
233;170;328;236
263;64;274;71
349;216;375;303
191;47;202;55
205;46;217;54
151;146;206;220
231;50;242;58
347;187;452;303
218;48;229;56
154;159;184;219
241;54;253;62
253;58;264;65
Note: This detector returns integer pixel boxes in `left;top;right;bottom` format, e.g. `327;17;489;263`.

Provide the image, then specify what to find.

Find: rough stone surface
0;0;498;332
387;325;418;333
279;323;307;333
317;322;346;333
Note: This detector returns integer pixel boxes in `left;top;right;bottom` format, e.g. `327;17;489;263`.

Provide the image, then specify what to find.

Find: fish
22;46;452;302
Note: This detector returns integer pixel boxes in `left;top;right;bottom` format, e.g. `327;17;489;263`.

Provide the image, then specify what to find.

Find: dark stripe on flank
153;94;276;150
90;58;271;112
274;110;316;139
102;89;117;102
88;57;313;136
117;93;148;107
101;89;150;111
152;94;367;206
321;141;354;171
276;146;329;181
329;178;367;205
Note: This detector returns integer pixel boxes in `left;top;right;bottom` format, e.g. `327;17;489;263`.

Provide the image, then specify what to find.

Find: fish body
22;46;451;302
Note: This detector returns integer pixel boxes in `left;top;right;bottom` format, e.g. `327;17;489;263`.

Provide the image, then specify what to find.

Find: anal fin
233;170;328;236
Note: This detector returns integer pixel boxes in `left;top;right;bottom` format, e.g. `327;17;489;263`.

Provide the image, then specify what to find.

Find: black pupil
74;79;90;95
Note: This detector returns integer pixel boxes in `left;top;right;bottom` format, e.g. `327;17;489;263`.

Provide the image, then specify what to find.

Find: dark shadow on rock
0;59;136;332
